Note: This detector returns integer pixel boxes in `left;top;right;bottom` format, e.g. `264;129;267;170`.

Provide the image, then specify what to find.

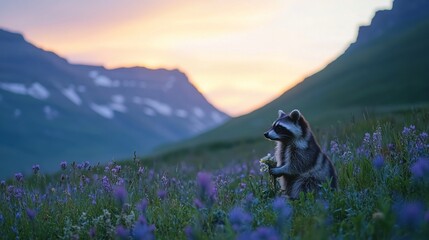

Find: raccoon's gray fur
264;109;337;199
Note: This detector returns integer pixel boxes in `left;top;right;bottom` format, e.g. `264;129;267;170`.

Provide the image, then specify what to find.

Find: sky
0;0;392;116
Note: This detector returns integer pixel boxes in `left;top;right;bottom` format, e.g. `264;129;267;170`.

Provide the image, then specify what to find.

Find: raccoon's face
264;109;303;142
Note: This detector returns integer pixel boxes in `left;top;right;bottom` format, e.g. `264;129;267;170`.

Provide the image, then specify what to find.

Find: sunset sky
0;0;392;116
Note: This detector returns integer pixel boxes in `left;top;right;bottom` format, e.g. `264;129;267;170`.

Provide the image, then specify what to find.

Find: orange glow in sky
0;0;392;116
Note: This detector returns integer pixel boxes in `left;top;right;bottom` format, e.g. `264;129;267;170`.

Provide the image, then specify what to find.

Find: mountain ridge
0;28;229;177
348;0;429;51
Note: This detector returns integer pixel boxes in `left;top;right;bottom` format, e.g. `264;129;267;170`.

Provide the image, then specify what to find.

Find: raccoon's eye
274;124;284;132
274;124;292;136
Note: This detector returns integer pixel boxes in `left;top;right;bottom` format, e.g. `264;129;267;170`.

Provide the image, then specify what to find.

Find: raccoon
264;109;337;199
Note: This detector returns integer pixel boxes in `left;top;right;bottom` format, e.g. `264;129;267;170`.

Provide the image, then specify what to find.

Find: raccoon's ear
278;110;287;118
290;109;301;122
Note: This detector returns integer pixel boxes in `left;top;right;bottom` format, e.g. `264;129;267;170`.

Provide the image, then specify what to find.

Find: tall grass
0;111;428;239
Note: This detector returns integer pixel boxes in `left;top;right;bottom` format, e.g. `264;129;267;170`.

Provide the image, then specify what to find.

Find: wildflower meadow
1;112;429;239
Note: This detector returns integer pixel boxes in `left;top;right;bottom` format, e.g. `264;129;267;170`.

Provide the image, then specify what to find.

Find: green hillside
161;19;429;152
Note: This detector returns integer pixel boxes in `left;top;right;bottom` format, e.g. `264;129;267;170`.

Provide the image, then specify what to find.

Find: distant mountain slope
166;0;429;149
0;29;228;177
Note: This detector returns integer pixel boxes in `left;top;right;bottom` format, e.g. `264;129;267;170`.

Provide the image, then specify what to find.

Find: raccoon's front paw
269;167;283;178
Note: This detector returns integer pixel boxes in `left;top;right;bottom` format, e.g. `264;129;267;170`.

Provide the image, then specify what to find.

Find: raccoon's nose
264;131;269;138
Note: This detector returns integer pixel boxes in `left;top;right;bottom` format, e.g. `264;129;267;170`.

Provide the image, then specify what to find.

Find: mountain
349;0;429;51
0;29;228;177
162;0;429;150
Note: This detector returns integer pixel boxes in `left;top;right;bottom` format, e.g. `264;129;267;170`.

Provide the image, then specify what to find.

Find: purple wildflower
402;125;416;136
197;172;213;194
272;197;293;227
116;225;129;239
32;165;40;174
113;185;128;206
193;198;204;209
77;163;84;170
410;157;429;178
229;207;253;233
0;180;5;187
196;172;216;206
84;177;90;184
137;199;149;213
111;165;122;175
420;132;428;139
7;185;14;195
357;133;371;157
26;208;36;221
244;193;258;210
249;227;281;240
184;225;196;240
88;228;96;238
363;133;371;144
149;169;155;180
397;202;425;229
60;161;67;170
102;176;112;192
13;188;24;199
388;143;395;151
157;190;167;200
138;167;145;175
161;175;169;187
116;177;125;186
330;140;340;155
15;173;23;182
84;161;90;169
373;155;384;170
137;215;147;225
133;218;155;240
89;194;97;205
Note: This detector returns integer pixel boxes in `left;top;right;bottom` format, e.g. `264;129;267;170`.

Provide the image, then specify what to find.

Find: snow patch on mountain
27;83;50;100
110;103;127;113
211;111;226;124
0;82;49;100
61;86;82;106
89;71;120;87
143;99;172;116
0;83;27;95
193;107;205;118
175;109;187;118
90;103;114;119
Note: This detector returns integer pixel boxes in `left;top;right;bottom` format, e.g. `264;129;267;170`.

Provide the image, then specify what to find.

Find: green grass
0;108;428;239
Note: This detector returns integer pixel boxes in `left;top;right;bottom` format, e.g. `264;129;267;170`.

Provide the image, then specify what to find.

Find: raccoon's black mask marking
264;109;302;142
273;122;294;138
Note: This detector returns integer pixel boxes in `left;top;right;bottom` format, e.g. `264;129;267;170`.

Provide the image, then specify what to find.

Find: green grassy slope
161;19;429;152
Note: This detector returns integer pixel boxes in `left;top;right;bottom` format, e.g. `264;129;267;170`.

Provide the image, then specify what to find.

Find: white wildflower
259;153;276;172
